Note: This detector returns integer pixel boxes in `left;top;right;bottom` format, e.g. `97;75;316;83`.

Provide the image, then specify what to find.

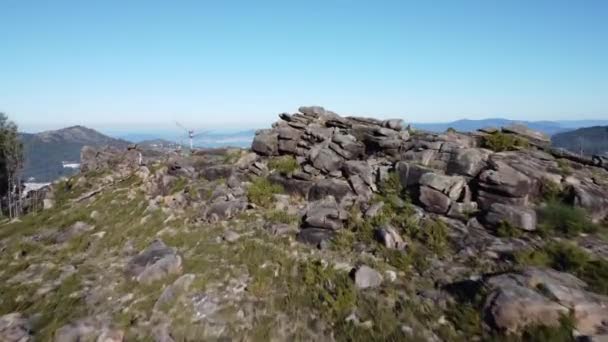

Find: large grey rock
570;182;608;222
251;130;279;156
343;161;374;187
502;124;550;144
447;148;492;177
0;313;31;342
308;178;354;202
375;225;406;250
382;119;405;131
478;160;532;198
419;186;452;214
310;146;343;173
419;173;466;200
484;203;537;231
353;265;383;289
395;161;434;188
483;268;608;335
126;240;183;284
304;196;349;230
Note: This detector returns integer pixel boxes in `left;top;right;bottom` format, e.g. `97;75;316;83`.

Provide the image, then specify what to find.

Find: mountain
20;125;130;182
7;106;608;341
412;118;574;136
552;126;608;156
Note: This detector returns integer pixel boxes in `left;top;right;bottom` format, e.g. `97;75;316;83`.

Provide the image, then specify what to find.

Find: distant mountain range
411;119;608;136
20;126;130;182
19;118;608;182
552;126;608;156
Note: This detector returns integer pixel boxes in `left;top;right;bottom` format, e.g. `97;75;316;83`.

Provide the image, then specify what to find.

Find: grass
264;210;299;225
482;132;529;152
537;200;598;237
268;156;299;175
496;221;523;238
247;177;284;208
515;241;608;295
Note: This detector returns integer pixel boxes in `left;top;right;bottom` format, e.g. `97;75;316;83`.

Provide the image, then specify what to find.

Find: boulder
419;186;452;214
352;265;383;289
447;148;492;177
419;173;466;200
251;130;279;156
303;196;349;230
484;203;537;231
308;178;354;202
569;183;608;222
126;240;182;284
0;313;31;342
478;160;532;198
483;268;608;335
502;124;550;144
395;161;434;188
375;225;407;250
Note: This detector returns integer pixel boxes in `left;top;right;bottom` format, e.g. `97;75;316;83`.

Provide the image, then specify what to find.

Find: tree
0;113;24;218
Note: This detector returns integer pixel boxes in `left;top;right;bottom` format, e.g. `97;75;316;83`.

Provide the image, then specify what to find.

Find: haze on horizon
1;0;607;132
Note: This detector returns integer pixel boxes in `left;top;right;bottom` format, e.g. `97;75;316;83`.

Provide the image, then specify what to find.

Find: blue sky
1;0;607;132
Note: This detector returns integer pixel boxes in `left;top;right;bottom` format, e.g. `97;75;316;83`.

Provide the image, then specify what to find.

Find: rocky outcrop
483;268;608;336
244;106;608;246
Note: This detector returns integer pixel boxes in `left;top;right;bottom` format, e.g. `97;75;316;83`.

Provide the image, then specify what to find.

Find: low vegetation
247;177;284;208
515;241;608;295
482;132;529;152
268;155;299;175
537;200;598;237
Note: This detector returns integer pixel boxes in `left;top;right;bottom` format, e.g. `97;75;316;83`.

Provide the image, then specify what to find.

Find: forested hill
552;126;608;156
20;126;130;182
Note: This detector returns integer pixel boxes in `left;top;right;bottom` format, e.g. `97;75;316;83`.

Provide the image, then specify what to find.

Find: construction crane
175;121;209;150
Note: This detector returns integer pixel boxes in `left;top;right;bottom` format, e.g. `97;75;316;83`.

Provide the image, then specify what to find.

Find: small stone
352;265;383;289
223;230;240;243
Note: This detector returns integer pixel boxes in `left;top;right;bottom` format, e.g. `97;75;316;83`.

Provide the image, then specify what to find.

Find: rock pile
249;106;608;245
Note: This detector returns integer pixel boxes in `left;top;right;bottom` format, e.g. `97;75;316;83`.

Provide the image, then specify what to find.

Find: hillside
20;126;130;182
552;126;608;156
3;106;608;341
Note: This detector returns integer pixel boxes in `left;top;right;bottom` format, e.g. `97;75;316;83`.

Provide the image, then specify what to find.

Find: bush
411;219;450;256
268;156;299;175
247;177;284;208
482;132;529;152
537;200;597;237
496;221;523;238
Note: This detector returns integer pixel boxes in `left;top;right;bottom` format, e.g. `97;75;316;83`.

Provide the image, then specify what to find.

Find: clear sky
1;0;607;132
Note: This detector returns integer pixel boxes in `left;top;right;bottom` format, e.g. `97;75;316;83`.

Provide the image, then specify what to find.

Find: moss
482;132;529;152
247;177;284;208
537;200;597;237
268;156;299;175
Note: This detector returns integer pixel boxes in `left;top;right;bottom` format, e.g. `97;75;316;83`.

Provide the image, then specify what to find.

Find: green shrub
515;241;608;295
247;177;283;208
482;132;529;152
540;180;563;202
496;221;523;238
579;259;608;295
519;314;575;342
538;200;597;237
413;219;450;256
557;159;573;176
268;156;299;175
